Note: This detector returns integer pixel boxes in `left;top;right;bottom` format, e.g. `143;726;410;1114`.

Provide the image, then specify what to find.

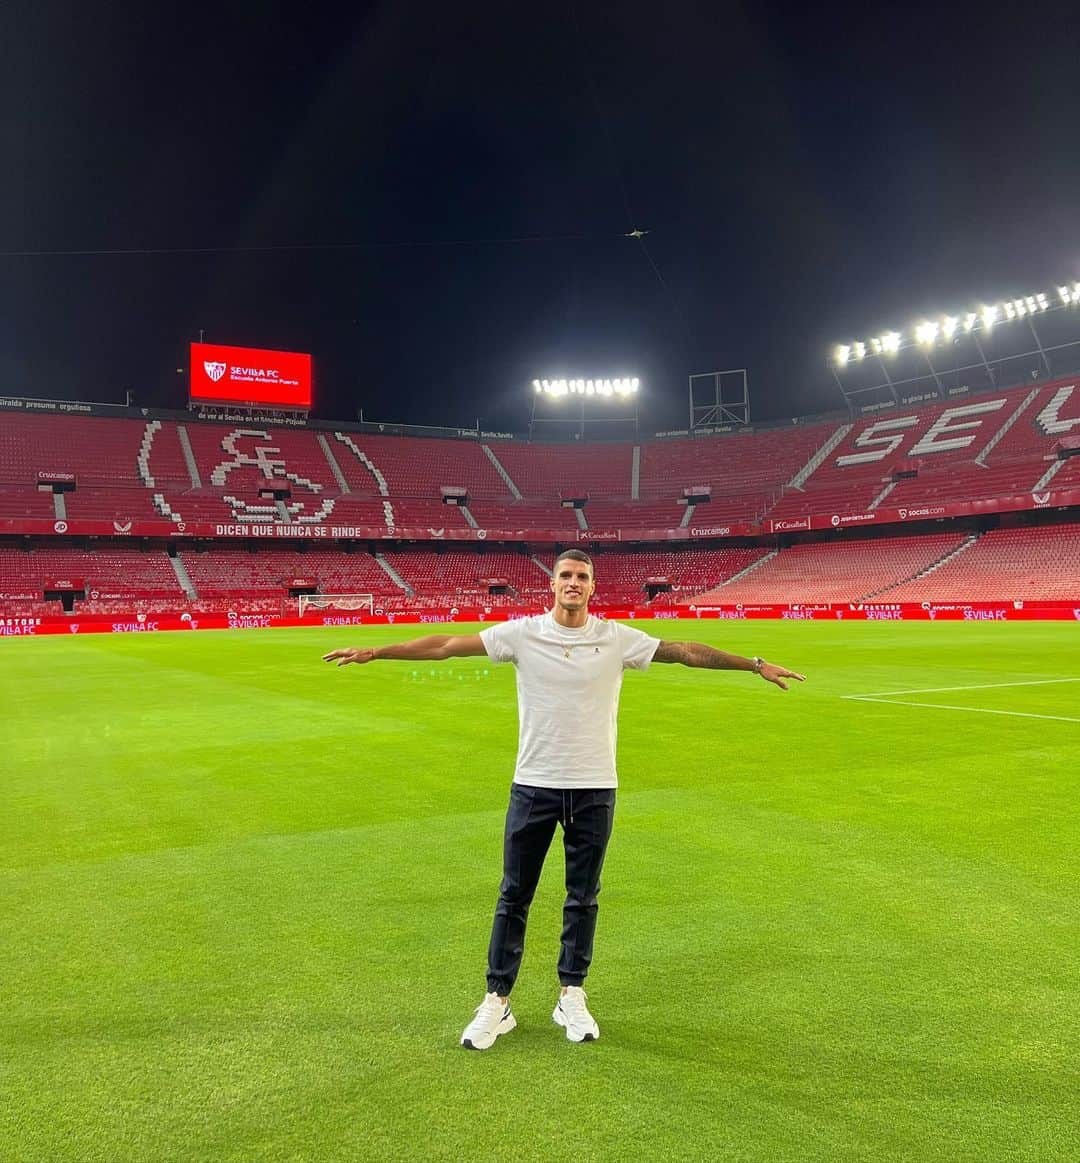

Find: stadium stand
640;423;839;523
178;547;400;599
0;543;184;617
331;433;511;499
1;382;1078;615
0;544;181;594
0;415;153;485
882;525;1080;601
493;442;632;499
382;547;550;602
588;546;770;604
764;382;1057;522
0;486;57;519
690;533;969;604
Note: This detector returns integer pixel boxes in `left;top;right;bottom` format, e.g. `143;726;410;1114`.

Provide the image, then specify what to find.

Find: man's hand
758;662;805;691
322;647;377;667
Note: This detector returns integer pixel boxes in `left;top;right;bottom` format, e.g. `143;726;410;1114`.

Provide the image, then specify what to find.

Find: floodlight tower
832;281;1080;415
528;377;641;440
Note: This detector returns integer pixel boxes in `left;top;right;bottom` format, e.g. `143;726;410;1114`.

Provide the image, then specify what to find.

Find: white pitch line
844;696;1080;724
843;677;1080;699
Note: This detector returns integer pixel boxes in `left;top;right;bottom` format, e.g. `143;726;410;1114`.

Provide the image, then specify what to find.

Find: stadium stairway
316;433;350;492
888;533;979;592
481;444;522;499
375;552;413;597
974;387;1040;465
786;423;852;490
169;550;198;599
870;480;898;508
687;549;778;603
863;534;978;599
1033;459;1065;492
176;425;202;487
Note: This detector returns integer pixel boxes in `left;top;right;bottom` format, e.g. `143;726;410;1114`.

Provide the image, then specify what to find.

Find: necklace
553;614;589;659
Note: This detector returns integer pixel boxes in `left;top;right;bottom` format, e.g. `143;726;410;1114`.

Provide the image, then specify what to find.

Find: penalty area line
844;677;1080;698
843;696;1080;724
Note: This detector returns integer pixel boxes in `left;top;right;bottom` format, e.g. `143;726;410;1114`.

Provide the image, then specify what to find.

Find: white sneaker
552;986;599;1042
461;992;516;1050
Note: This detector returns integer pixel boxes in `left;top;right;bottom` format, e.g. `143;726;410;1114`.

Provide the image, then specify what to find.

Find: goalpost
298;593;375;618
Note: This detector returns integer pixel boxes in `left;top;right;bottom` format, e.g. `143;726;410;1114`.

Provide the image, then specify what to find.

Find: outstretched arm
653;641;806;691
323;634;487;667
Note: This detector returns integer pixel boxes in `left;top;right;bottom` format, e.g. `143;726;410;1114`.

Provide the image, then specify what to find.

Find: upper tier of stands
1;375;1076;534
768;379;1078;521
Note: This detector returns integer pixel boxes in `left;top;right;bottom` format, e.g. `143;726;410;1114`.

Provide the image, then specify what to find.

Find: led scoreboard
189;343;313;409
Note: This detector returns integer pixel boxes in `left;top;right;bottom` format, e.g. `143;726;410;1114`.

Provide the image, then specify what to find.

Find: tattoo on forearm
654;641;744;669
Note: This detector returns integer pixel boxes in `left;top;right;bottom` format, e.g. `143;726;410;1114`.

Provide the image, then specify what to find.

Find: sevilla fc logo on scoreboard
204;361;227;383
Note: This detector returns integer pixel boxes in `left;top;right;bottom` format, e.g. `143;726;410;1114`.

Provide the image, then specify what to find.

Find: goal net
298;593;375;618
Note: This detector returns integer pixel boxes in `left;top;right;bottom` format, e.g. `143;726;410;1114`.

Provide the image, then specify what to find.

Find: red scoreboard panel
189;343;313;409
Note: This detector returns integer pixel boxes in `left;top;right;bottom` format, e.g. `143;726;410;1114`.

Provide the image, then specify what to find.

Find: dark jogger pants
486;784;616;997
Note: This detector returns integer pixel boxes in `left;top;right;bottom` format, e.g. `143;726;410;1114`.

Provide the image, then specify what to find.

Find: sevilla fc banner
3;601;1078;637
190;343;313;410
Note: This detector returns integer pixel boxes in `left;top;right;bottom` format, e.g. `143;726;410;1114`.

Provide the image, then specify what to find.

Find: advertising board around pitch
189;343;313;409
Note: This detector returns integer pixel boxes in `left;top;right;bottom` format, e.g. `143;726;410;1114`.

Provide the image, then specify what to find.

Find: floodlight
833;275;1080;369
534;373;640;399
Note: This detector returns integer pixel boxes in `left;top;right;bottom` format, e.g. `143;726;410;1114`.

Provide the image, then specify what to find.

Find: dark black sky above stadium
4;1;1080;431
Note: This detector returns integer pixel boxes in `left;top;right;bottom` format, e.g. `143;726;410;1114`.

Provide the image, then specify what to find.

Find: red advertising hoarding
2;602;1077;638
189;343;313;409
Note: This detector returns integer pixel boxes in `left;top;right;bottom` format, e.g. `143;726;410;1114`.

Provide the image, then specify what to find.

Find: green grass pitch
2;620;1078;1162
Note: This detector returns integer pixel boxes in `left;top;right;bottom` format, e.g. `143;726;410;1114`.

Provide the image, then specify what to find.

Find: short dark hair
553;548;593;575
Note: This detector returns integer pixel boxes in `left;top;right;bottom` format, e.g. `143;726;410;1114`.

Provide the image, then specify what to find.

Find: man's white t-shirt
479;613;661;789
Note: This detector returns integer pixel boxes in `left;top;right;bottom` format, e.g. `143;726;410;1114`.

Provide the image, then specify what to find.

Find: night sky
4;1;1079;431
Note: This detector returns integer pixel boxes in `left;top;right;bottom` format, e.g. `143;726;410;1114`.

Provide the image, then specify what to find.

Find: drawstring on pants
561;790;574;826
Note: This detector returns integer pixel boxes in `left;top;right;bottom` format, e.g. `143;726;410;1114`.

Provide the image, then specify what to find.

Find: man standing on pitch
323;548;805;1050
